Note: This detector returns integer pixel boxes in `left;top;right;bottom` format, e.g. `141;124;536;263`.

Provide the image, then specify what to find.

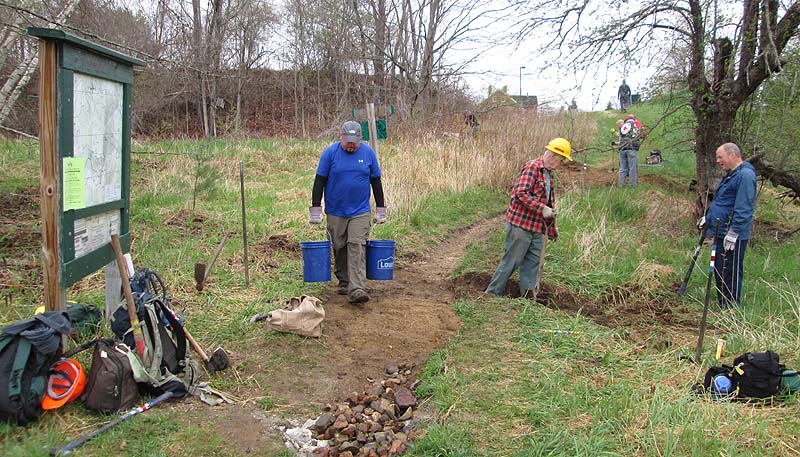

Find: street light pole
519;66;526;97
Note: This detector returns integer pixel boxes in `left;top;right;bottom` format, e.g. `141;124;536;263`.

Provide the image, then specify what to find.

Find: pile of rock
311;364;421;457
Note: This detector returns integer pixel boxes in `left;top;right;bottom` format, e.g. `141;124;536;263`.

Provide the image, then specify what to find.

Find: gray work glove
374;207;387;224
724;230;738;251
696;216;706;230
542;206;555;219
309;206;323;224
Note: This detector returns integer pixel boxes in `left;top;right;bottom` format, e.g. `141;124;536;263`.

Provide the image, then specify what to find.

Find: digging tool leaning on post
486;138;572;297
110;234;147;364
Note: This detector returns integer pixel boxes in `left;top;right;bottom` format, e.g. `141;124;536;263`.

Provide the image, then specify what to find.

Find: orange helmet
41;359;86;410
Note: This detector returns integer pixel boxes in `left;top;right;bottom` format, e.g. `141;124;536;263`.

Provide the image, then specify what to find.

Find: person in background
309;121;386;304
618;79;631;111
617;115;642;187
485;138;572;297
696;143;757;308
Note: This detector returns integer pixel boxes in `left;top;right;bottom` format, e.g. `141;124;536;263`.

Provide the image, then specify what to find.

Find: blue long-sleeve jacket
705;162;757;239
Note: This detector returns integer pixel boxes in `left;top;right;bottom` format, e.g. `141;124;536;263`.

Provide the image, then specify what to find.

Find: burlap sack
265;295;325;338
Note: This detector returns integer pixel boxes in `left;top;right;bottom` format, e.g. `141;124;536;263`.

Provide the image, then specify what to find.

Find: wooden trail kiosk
29;27;144;313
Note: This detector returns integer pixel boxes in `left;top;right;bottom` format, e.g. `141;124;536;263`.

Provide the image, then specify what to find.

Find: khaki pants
326;212;371;293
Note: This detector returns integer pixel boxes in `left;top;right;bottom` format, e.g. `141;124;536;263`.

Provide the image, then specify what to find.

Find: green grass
2;98;799;455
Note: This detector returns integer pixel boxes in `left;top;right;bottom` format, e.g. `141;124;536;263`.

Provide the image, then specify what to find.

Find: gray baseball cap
341;121;362;143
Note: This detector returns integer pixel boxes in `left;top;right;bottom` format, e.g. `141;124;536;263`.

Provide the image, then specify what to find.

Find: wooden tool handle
110;234;147;361
184;328;210;362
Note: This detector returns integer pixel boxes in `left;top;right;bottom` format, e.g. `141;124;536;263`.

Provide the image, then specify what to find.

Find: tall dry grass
382;109;597;218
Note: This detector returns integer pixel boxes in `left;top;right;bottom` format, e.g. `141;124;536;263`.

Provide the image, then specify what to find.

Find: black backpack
111;269;196;397
731;351;785;399
702;350;788;400
0;311;71;425
129;268;168;307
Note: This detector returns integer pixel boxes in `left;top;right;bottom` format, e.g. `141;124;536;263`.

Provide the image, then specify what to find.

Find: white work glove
724;230;738;251
542;206;555;219
309;206;323;224
696;216;706;230
374;207;387;224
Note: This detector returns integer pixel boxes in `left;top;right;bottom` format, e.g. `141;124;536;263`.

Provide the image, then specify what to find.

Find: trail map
72;72;123;207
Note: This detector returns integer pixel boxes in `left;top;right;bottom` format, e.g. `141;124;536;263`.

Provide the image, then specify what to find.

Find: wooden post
38;39;65;311
366;102;378;154
240;160;250;288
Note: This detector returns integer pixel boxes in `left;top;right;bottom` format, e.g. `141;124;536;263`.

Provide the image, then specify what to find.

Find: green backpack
0;312;71;425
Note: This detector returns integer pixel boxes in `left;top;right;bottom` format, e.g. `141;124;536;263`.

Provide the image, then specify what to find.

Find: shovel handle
184;328;210;362
110;235;147;361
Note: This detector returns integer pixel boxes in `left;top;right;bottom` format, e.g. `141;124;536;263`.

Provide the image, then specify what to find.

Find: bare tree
0;0;82;132
227;0;275;133
511;0;800;212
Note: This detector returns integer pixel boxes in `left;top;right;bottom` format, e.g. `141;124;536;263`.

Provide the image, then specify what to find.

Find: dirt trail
187;216;504;454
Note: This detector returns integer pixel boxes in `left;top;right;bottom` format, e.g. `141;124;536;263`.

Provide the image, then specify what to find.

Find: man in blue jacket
697;143;757;308
309;121;386;304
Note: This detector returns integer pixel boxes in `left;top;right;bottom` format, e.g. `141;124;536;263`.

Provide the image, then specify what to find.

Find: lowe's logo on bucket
377;256;394;269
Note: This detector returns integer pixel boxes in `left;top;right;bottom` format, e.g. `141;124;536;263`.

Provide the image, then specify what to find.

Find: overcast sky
460;41;654;112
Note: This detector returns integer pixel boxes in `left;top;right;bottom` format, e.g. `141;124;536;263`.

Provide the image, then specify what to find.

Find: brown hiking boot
348;289;369;304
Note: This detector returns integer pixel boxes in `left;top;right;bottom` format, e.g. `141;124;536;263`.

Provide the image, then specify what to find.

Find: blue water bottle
711;374;732;394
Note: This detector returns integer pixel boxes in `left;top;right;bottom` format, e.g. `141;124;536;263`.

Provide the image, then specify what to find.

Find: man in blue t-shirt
309;121;386;304
696;142;757;308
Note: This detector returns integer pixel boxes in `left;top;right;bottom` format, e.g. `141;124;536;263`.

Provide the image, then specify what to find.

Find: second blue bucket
300;240;331;282
366;240;395;280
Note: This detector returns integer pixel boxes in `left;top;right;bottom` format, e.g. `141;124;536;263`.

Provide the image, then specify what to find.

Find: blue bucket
366;240;395;280
300;241;331;282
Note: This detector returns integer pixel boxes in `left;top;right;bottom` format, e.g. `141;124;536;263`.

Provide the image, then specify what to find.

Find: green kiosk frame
29;27;144;311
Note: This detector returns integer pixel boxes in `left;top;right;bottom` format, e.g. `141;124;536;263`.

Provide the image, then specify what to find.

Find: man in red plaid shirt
485;138;572;296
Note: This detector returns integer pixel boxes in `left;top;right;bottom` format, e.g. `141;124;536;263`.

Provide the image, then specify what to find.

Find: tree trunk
0;50;37;125
0;0;82;128
192;0;209;136
748;155;800;199
235;79;242;132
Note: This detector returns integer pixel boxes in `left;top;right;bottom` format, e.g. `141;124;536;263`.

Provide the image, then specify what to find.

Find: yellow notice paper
63;157;86;211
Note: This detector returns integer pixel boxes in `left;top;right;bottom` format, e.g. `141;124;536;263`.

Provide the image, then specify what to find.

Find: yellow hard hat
545;138;573;161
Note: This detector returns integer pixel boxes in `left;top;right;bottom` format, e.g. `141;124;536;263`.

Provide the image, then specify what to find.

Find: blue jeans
714;237;748;308
486;223;544;296
618;149;638;187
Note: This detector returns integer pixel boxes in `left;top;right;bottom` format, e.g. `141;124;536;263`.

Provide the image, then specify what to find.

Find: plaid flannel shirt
505;158;557;239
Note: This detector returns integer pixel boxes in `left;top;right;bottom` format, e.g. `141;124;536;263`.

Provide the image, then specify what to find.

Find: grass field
1;105;799;456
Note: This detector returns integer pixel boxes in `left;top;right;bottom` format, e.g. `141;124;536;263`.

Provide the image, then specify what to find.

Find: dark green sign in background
28;28;144;287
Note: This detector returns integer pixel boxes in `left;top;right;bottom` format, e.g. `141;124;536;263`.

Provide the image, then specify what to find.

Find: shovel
185;329;230;372
532;237;547;299
195;233;229;291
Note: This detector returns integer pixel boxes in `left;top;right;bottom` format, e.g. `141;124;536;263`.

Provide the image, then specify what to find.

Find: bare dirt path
182;215;505;454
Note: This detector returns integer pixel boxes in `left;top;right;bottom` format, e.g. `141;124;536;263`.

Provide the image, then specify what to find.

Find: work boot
337;282;349;295
348;289;369;304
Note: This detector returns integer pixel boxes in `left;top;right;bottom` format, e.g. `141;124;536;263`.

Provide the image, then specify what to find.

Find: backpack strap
146;269;168;303
9;337;33;401
154;300;186;364
61;338;101;359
